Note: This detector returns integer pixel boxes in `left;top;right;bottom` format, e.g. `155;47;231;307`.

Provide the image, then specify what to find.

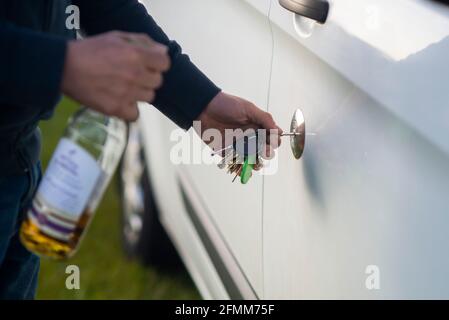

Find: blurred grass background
36;98;200;300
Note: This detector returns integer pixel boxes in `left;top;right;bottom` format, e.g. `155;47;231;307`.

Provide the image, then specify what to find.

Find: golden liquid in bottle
20;210;91;260
19;109;127;260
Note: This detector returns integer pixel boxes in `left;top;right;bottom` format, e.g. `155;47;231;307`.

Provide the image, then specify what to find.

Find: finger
136;43;171;72
118;32;155;48
118;102;140;122
118;33;171;71
131;69;163;90
129;87;155;103
247;105;283;142
249;107;278;130
126;33;156;47
268;126;283;149
143;71;163;90
260;144;275;160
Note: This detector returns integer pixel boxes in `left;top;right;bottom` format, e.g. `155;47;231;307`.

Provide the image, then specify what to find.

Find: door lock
211;109;307;183
282;108;306;160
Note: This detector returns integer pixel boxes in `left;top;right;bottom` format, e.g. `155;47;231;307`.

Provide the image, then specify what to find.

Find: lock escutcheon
289;109;306;159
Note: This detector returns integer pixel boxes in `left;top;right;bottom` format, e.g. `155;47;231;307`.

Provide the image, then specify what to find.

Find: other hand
61;31;170;121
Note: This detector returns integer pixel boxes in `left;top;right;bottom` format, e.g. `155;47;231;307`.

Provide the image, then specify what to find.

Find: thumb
248;105;281;131
119;102;140;122
247;106;283;146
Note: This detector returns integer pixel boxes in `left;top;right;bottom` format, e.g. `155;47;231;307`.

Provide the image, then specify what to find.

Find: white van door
264;0;449;298
148;0;273;298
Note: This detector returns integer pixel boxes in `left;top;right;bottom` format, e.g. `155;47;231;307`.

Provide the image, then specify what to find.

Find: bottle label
35;138;101;221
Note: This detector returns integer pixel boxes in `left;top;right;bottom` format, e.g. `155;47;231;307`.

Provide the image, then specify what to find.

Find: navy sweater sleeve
74;0;221;129
0;21;67;112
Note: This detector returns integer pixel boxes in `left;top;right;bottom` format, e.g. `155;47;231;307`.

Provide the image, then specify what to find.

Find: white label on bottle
37;138;101;220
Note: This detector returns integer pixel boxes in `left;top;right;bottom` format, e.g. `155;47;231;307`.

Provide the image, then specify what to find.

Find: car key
213;132;265;184
213;108;308;184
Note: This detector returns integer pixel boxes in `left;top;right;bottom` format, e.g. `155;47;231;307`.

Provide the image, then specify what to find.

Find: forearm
0;22;67;110
74;0;220;129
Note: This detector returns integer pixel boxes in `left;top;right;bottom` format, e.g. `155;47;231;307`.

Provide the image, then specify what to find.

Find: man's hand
197;92;283;158
61;31;170;121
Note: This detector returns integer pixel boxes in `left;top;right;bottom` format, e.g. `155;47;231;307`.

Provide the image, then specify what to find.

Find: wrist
197;91;224;121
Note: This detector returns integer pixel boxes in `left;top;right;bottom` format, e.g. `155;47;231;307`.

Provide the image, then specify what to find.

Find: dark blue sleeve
0;22;67;111
74;0;221;129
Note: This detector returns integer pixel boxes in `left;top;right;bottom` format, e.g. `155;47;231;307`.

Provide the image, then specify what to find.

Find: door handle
279;0;329;24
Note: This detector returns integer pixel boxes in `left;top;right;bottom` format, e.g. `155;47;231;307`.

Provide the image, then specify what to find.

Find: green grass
36;98;200;300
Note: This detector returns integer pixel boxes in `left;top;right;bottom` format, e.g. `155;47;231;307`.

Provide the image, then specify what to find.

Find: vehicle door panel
264;0;449;298
148;0;273;297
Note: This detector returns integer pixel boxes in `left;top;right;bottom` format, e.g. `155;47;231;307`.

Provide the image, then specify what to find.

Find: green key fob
241;155;256;184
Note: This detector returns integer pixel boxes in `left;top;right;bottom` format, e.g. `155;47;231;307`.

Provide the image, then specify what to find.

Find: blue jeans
0;162;42;299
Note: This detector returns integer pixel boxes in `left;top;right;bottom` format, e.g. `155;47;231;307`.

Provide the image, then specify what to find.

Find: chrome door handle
279;0;329;24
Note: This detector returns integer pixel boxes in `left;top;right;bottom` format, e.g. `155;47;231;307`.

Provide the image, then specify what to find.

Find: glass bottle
20;108;127;260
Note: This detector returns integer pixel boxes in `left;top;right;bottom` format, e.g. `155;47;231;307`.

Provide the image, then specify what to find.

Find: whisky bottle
20;108;127;259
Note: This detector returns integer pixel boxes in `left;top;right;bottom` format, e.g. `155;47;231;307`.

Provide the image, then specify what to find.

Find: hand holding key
212;132;290;184
196;92;283;182
197;92;282;149
209;108;308;184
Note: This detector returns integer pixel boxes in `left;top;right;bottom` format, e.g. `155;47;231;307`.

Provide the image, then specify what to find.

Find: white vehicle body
135;0;449;299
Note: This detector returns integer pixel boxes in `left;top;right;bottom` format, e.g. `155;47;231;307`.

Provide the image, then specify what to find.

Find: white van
119;0;449;299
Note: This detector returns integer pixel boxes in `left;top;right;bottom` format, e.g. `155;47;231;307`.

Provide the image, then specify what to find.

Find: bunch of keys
211;133;265;184
211;109;306;184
